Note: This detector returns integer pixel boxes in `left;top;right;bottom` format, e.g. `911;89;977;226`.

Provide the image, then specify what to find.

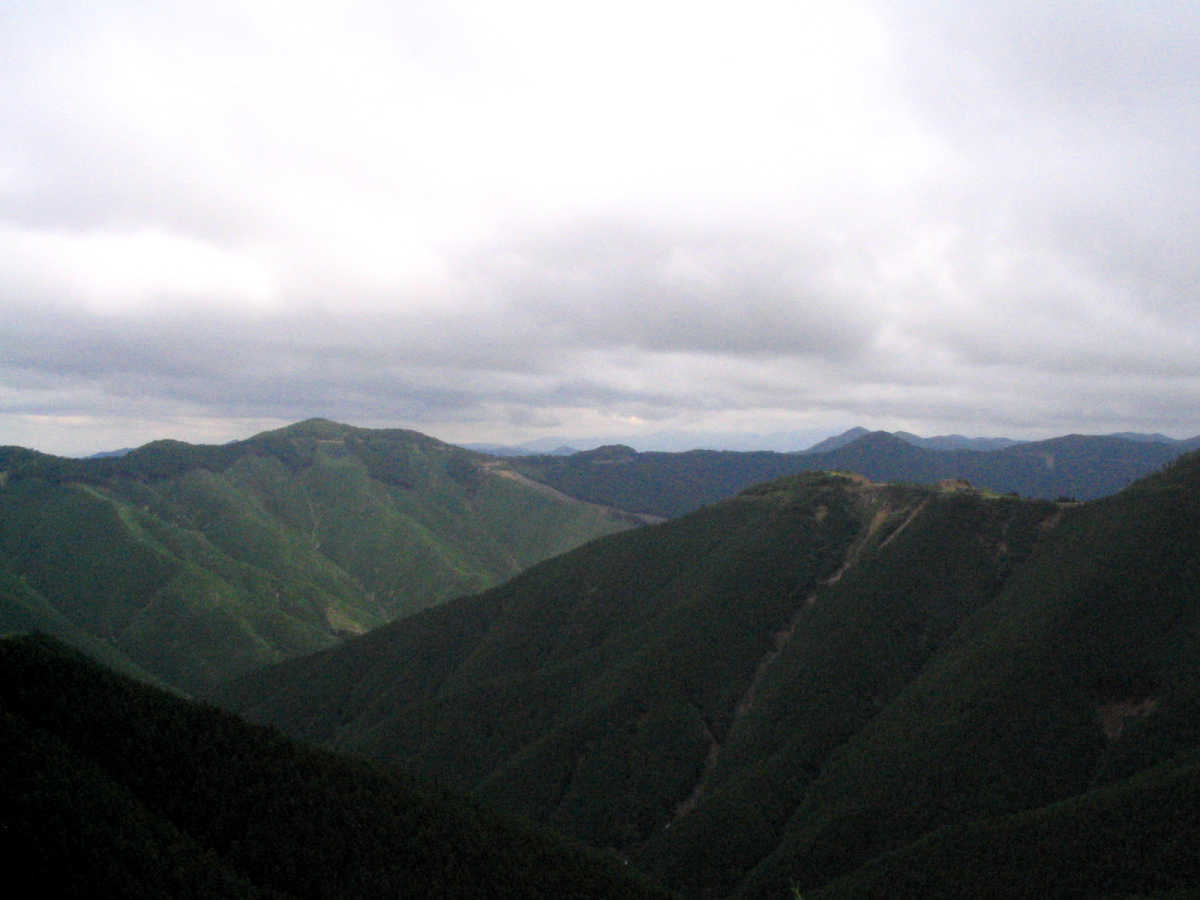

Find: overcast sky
3;0;1199;456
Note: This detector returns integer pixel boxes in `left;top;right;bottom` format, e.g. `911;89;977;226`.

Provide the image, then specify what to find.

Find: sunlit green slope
0;419;640;692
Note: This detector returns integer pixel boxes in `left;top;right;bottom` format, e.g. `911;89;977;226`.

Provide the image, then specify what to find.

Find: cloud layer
3;0;1199;454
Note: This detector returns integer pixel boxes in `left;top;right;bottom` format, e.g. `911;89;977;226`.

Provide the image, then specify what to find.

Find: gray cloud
2;1;1199;455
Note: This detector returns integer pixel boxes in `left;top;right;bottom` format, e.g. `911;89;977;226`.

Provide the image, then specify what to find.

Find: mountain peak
804;427;872;453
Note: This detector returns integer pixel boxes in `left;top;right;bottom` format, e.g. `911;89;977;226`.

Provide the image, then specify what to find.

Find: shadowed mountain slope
0;419;640;692
220;452;1200;897
727;449;1200;898
0;633;672;899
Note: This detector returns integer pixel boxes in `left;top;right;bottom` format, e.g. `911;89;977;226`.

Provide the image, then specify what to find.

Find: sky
3;0;1199;456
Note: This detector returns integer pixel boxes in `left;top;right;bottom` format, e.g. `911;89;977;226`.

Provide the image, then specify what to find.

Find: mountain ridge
219;450;1200;897
510;428;1196;518
0;419;642;693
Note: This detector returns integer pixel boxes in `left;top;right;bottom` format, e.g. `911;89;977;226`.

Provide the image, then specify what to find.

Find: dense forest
0;419;638;692
223;452;1200;897
0;633;672;898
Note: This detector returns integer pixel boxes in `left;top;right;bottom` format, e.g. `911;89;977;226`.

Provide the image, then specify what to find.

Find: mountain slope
0;419;640;692
731;449;1200;898
219;452;1200;897
814;745;1200;899
218;471;875;847
0;633;672;899
218;473;1058;860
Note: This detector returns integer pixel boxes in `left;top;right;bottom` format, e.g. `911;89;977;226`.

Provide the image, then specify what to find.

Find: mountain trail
879;498;929;549
670;718;720;822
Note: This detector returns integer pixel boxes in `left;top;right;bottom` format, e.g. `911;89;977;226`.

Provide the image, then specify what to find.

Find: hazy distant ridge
511;428;1199;517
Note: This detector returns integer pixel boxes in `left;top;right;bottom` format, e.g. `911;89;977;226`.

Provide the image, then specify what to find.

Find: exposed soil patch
671;719;721;822
879;499;930;549
1097;697;1159;740
938;478;975;492
1039;509;1064;532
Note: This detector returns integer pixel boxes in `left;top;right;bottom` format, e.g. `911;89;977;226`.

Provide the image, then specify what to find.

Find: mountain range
0;419;641;693
5;415;1200;895
220;448;1200;897
4;418;1197;694
510;429;1200;518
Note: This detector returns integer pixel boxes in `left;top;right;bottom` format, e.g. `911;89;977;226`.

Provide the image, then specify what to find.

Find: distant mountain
802;427;872;453
510;445;814;517
0;419;641;693
804;426;1019;453
220;452;1200;897
1106;431;1178;444
85;447;133;459
892;430;1019;451
0;633;669;899
462;441;579;457
512;429;1197;518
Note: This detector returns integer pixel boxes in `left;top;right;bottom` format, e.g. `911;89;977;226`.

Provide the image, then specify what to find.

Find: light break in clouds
2;0;1199;456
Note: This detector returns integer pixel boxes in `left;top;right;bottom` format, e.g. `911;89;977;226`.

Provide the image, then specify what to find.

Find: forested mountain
0;419;642;693
220;452;1200;897
509;430;1196;517
0;633;671;899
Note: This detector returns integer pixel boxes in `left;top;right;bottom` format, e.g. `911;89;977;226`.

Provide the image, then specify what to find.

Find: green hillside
220;453;1200;897
0;419;641;692
0;633;672;899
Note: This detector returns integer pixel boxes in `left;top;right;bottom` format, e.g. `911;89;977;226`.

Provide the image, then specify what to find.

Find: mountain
509;445;820;517
85;447;134;459
802;427;872;454
219;451;1200;897
0;419;643;693
0;633;671;899
892;430;1019;451
807;427;1019;454
809;430;1192;501
1106;431;1182;444
510;430;1195;518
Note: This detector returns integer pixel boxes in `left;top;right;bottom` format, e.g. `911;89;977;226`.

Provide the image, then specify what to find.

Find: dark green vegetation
0;419;640;693
221;453;1200;897
510;430;1195;517
0;633;672;899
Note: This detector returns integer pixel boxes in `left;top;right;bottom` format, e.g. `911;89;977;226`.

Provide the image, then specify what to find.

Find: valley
4;418;1200;896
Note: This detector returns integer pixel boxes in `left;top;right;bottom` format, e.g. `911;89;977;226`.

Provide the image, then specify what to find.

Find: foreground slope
0;419;639;692
222;453;1200;897
0;633;671;899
